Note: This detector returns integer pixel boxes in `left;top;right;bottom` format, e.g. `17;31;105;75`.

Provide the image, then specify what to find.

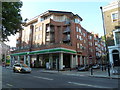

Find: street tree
2;1;23;41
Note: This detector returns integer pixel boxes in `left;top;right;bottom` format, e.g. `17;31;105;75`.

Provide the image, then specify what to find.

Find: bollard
108;66;110;77
70;67;71;71
101;65;103;71
91;67;93;75
104;66;106;71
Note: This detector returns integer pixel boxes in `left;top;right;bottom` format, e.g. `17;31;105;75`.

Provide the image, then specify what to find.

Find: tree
2;1;23;41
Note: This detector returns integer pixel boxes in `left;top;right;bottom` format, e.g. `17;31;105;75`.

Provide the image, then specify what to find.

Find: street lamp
100;6;110;76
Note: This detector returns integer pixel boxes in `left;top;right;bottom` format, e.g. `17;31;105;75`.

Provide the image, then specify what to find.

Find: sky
5;0;114;47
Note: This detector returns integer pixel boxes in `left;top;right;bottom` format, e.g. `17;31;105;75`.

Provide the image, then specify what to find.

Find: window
38;34;42;39
84;40;86;43
39;26;42;31
76;26;79;32
77;35;79;39
80;44;82;49
83;33;86;37
67;34;70;39
74;18;80;24
35;27;39;32
89;42;92;46
77;43;79;48
89;36;92;40
79;36;81;40
111;12;118;22
115;32;120;44
79;36;83;40
79;28;81;33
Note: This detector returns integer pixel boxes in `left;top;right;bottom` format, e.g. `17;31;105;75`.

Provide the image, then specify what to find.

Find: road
2;67;119;89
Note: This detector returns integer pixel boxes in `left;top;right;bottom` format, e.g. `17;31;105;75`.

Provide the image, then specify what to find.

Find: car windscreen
14;64;21;67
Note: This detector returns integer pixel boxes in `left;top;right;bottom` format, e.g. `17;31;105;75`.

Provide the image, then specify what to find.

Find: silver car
13;63;31;73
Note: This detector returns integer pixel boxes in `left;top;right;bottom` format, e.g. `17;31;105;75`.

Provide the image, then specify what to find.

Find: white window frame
111;11;118;22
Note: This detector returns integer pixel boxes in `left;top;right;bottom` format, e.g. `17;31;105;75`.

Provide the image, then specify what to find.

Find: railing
64;20;71;25
63;37;70;42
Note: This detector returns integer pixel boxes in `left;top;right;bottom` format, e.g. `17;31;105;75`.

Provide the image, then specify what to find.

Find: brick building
94;34;106;65
102;0;120;46
101;0;120;74
11;10;97;70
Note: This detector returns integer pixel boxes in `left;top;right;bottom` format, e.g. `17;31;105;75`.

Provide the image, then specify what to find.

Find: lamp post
100;6;110;76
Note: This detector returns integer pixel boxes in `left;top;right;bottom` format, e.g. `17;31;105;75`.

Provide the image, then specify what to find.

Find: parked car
13;63;31;73
92;64;100;69
77;65;89;71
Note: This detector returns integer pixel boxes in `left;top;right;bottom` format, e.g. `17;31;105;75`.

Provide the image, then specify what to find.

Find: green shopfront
10;48;78;70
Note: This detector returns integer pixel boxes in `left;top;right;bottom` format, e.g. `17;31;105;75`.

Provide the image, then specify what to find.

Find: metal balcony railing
63;37;70;42
64;20;71;25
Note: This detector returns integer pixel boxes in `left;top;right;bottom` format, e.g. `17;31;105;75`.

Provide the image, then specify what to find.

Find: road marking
33;76;53;81
68;82;110;88
6;83;13;87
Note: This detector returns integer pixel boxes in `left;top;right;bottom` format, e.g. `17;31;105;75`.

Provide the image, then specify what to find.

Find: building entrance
112;50;120;66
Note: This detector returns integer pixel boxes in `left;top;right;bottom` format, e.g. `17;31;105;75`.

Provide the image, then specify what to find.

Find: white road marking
6;83;13;87
68;82;110;88
33;76;53;81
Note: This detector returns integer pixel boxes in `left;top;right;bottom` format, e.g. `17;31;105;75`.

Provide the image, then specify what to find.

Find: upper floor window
77;43;79;48
84;40;86;43
89;35;92;40
74;18;80;24
83;33;86;37
77;35;79;39
111;12;118;22
76;26;79;32
79;28;81;33
39;26;42;31
115;31;120;45
35;27;39;32
79;36;83;40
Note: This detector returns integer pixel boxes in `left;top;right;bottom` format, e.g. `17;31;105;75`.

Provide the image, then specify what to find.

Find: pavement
40;68;120;79
5;66;120;79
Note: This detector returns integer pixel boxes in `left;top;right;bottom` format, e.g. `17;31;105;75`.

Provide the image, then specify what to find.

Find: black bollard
108;66;110;77
91;67;93;75
70;67;71;71
105;66;106;71
102;65;103;71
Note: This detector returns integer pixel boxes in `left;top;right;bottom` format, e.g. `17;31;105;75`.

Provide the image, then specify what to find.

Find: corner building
11;10;96;70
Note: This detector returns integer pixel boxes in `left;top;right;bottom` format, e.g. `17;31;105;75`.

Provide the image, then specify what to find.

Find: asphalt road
2;67;119;89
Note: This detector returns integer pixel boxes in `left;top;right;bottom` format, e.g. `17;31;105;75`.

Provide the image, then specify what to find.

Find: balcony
63;37;70;42
64;20;71;25
63;27;70;34
46;36;54;42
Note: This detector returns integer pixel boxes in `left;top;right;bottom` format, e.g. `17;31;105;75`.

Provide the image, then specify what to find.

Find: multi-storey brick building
11;10;96;70
94;34;106;65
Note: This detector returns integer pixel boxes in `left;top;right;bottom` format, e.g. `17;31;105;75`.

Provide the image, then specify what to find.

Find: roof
26;10;83;24
40;10;83;21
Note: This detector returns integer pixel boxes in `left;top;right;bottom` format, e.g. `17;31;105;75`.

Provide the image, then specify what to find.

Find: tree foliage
2;1;23;41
